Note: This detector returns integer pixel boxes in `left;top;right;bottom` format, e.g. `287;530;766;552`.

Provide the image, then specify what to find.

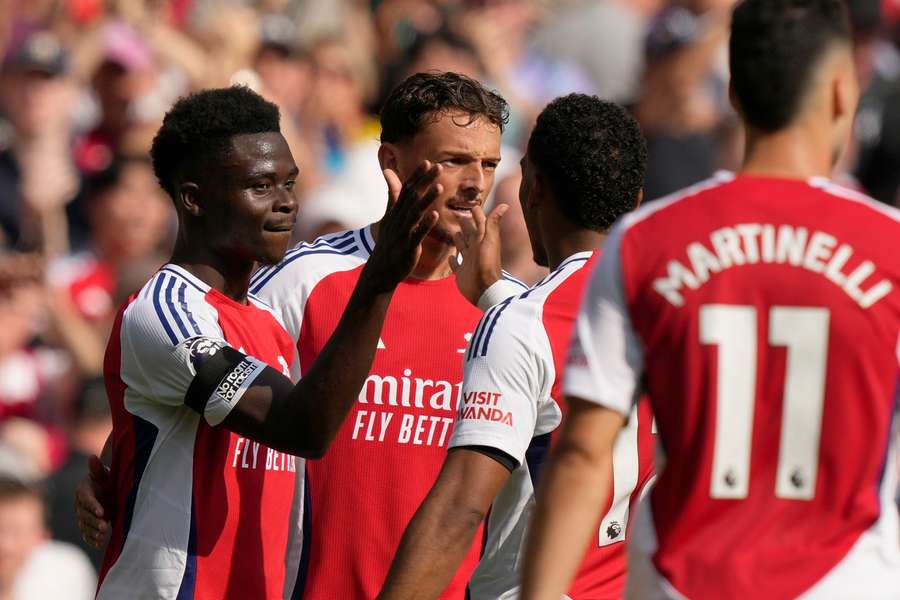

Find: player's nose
274;183;299;216
460;162;487;196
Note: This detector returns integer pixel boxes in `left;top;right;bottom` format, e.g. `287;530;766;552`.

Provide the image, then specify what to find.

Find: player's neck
546;229;605;271
170;237;255;303
411;235;454;280
741;122;835;181
370;222;454;281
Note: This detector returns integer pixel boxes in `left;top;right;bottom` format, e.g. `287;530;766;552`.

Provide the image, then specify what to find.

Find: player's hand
75;455;112;549
449;203;509;306
363;161;442;292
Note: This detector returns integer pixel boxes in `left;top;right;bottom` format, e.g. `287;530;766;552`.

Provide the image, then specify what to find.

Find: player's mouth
446;201;478;219
263;221;295;234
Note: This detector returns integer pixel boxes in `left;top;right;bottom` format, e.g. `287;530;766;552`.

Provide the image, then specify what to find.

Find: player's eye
285;180;296;191
483;161;498;171
253;182;272;192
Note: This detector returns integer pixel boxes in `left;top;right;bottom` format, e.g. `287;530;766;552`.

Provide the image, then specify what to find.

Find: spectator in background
46;378;110;571
635;0;737;200
50;154;174;327
0;476;95;600
854;0;900;204
0;31;80;255
532;0;655;104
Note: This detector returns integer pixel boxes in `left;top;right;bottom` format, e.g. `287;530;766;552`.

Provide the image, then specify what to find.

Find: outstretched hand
75;455;112;549
449;203;509;306
363;161;442;292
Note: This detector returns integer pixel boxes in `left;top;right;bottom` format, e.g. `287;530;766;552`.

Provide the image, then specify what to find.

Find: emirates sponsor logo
350;368;462;447
357;368;462;412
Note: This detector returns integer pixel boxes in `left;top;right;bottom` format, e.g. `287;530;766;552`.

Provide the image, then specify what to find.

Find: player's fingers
458;209;479;243
407;182;442;226
451;230;467;255
410;210;440;245
484;203;509;242
382;169;403;208
397;161;433;203
448;251;462;274
472;205;487;240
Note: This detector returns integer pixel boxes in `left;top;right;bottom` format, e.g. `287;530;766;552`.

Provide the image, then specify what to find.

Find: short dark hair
527;94;647;232
730;0;852;132
150;86;281;200
379;72;509;144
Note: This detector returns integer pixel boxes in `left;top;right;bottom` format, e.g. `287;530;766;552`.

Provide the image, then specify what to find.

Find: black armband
453;445;518;472
185;345;292;425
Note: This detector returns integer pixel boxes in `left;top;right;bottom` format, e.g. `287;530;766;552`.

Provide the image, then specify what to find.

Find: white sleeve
120;283;263;426
449;303;549;465
563;224;644;417
476;274;528;311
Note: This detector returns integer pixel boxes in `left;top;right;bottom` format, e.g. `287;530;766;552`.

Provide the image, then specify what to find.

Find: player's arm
521;398;625;599
378;447;513;600
521;224;643;599
449;204;526;309
211;162;443;458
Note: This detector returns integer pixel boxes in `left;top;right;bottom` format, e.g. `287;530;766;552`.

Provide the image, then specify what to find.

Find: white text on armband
652;224;893;309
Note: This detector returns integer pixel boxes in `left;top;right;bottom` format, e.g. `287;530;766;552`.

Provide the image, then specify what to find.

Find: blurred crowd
0;0;898;597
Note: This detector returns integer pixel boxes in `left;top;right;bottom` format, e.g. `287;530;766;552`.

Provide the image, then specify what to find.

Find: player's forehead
408;109;501;158
223;131;297;175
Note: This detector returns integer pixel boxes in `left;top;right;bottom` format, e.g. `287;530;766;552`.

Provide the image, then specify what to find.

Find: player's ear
634;188;644;210
832;59;857;124
179;182;203;217
378;144;400;174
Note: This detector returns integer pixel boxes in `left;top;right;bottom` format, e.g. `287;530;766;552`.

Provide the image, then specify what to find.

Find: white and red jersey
251;227;528;599
99;265;300;600
451;251;655;600
565;173;900;599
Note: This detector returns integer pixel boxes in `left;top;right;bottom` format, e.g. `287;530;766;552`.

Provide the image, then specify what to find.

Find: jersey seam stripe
286;231;357;257
479;298;514;357
500;270;528;289
249;245;360;294
177;283;202;336
811;179;900;223
467;306;497;362
623;171;735;230
164;275;191;340
160;267;207;294
152;274;179;345
359;226;374;255
248;232;357;286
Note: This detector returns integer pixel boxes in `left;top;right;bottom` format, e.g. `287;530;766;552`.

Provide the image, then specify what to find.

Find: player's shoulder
808;177;900;225
124;265;217;348
249;227;371;296
464;258;593;364
618;171;737;235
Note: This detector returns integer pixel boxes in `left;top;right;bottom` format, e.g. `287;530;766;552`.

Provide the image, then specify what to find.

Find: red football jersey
99;265;299;600
565;173;900;599
250;227;527;599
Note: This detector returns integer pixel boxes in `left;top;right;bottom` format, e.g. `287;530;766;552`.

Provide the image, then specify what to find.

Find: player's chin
256;233;292;265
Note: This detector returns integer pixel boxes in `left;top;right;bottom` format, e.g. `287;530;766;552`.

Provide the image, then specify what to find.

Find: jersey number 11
700;304;830;501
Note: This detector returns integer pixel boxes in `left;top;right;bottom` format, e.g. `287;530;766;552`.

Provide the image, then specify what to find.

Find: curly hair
730;0;851;132
379;72;509;144
527;94;647;232
150;86;281;200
